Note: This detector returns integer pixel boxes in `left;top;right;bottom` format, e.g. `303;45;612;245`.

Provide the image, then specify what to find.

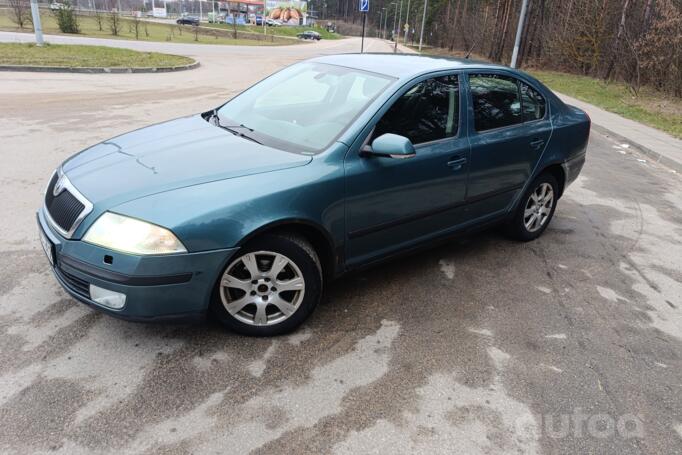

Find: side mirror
364;133;416;159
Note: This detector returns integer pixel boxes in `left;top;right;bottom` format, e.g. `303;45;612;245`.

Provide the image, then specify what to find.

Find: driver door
344;74;470;266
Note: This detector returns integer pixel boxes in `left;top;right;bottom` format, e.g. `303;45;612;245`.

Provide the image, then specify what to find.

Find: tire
210;234;323;336
505;173;559;241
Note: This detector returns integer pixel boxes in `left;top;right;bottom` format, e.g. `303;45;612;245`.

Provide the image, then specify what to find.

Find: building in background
218;0;264;23
265;0;308;25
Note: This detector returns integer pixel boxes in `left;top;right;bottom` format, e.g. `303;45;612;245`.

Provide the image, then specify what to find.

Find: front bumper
38;208;239;322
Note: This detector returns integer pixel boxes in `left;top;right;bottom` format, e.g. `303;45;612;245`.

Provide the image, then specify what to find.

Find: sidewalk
557;93;682;173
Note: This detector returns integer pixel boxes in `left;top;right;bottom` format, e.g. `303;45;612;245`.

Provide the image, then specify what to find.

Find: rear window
470;74;522;132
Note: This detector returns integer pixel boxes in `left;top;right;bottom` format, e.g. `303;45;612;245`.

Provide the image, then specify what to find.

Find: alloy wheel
523;182;554;233
219;251;305;326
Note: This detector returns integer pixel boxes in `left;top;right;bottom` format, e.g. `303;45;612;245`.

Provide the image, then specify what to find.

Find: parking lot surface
0;36;681;454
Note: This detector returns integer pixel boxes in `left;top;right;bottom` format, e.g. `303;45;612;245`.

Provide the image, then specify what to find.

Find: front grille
45;172;86;234
56;266;90;298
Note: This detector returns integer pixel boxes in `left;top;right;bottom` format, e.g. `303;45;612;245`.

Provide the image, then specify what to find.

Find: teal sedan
38;54;589;336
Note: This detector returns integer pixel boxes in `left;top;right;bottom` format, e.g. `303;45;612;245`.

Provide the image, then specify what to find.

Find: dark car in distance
38;54;589;336
176;16;200;26
297;31;321;40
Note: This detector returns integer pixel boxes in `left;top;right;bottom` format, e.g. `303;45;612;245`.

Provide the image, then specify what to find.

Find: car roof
310;53;511;79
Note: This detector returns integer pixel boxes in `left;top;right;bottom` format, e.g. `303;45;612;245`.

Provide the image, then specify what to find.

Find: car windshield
216;62;394;154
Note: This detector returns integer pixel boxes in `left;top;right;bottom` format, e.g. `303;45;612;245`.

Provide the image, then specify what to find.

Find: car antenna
464;39;478;59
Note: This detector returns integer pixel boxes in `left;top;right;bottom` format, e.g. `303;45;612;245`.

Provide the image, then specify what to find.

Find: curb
0;60;200;73
590;123;682;174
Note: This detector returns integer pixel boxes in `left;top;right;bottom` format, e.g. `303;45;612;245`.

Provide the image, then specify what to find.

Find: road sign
359;0;369;12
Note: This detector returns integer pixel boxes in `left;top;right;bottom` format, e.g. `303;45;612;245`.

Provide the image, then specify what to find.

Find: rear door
464;72;551;219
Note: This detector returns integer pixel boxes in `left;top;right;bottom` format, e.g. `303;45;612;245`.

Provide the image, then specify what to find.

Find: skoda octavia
38;54;589;336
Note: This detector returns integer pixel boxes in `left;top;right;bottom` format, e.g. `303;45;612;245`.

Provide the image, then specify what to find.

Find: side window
520;82;546;121
470;74;522;131
372;75;459;145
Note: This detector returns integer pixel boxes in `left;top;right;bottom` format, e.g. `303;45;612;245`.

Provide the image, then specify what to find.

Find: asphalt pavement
0;34;681;454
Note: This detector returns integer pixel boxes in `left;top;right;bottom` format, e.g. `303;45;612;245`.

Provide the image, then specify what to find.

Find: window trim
466;70;549;136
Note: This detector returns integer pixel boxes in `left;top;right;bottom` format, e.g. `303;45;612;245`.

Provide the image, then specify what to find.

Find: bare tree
94;9;105;31
108;10;121;36
603;0;631;80
636;0;682;95
131;15;141;39
8;0;31;29
326;0;682;98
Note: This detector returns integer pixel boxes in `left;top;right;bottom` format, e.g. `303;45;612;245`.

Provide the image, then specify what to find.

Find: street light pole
29;0;43;46
510;0;529;68
403;0;410;44
418;0;427;52
392;1;397;42
378;9;381;37
394;0;402;53
381;7;386;39
384;3;393;40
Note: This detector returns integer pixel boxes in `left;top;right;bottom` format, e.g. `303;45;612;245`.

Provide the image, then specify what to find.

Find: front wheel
211;234;322;336
506;173;559;241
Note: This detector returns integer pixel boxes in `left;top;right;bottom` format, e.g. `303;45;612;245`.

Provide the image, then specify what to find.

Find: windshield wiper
221;123;254;132
208;111;261;144
218;124;262;145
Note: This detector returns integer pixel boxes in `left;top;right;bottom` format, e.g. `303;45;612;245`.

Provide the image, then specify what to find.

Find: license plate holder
39;225;55;266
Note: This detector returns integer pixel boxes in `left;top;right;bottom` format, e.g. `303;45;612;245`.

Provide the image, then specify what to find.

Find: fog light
89;284;126;310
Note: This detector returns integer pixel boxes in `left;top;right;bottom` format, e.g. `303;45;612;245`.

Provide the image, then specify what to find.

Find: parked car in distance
225;14;247;25
265;18;282;26
254;14;264;25
208;12;226;23
297;30;321;40
38;55;589;336
176;16;200;26
49;1;65;10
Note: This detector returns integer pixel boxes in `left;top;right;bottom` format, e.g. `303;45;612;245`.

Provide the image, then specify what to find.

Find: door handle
447;157;467;171
530;138;545;149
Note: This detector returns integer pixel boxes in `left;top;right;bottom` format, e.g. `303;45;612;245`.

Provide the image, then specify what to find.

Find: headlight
83;212;187;255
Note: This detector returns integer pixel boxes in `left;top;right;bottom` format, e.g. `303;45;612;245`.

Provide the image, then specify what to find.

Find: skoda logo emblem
53;174;66;196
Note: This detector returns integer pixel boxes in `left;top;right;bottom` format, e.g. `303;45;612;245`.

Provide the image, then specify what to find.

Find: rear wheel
211;234;322;336
506;173;558;241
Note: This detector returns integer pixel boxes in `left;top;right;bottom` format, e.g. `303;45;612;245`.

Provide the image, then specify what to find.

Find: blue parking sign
359;0;369;12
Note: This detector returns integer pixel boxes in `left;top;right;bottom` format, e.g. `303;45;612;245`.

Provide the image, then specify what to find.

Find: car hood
62;115;312;207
